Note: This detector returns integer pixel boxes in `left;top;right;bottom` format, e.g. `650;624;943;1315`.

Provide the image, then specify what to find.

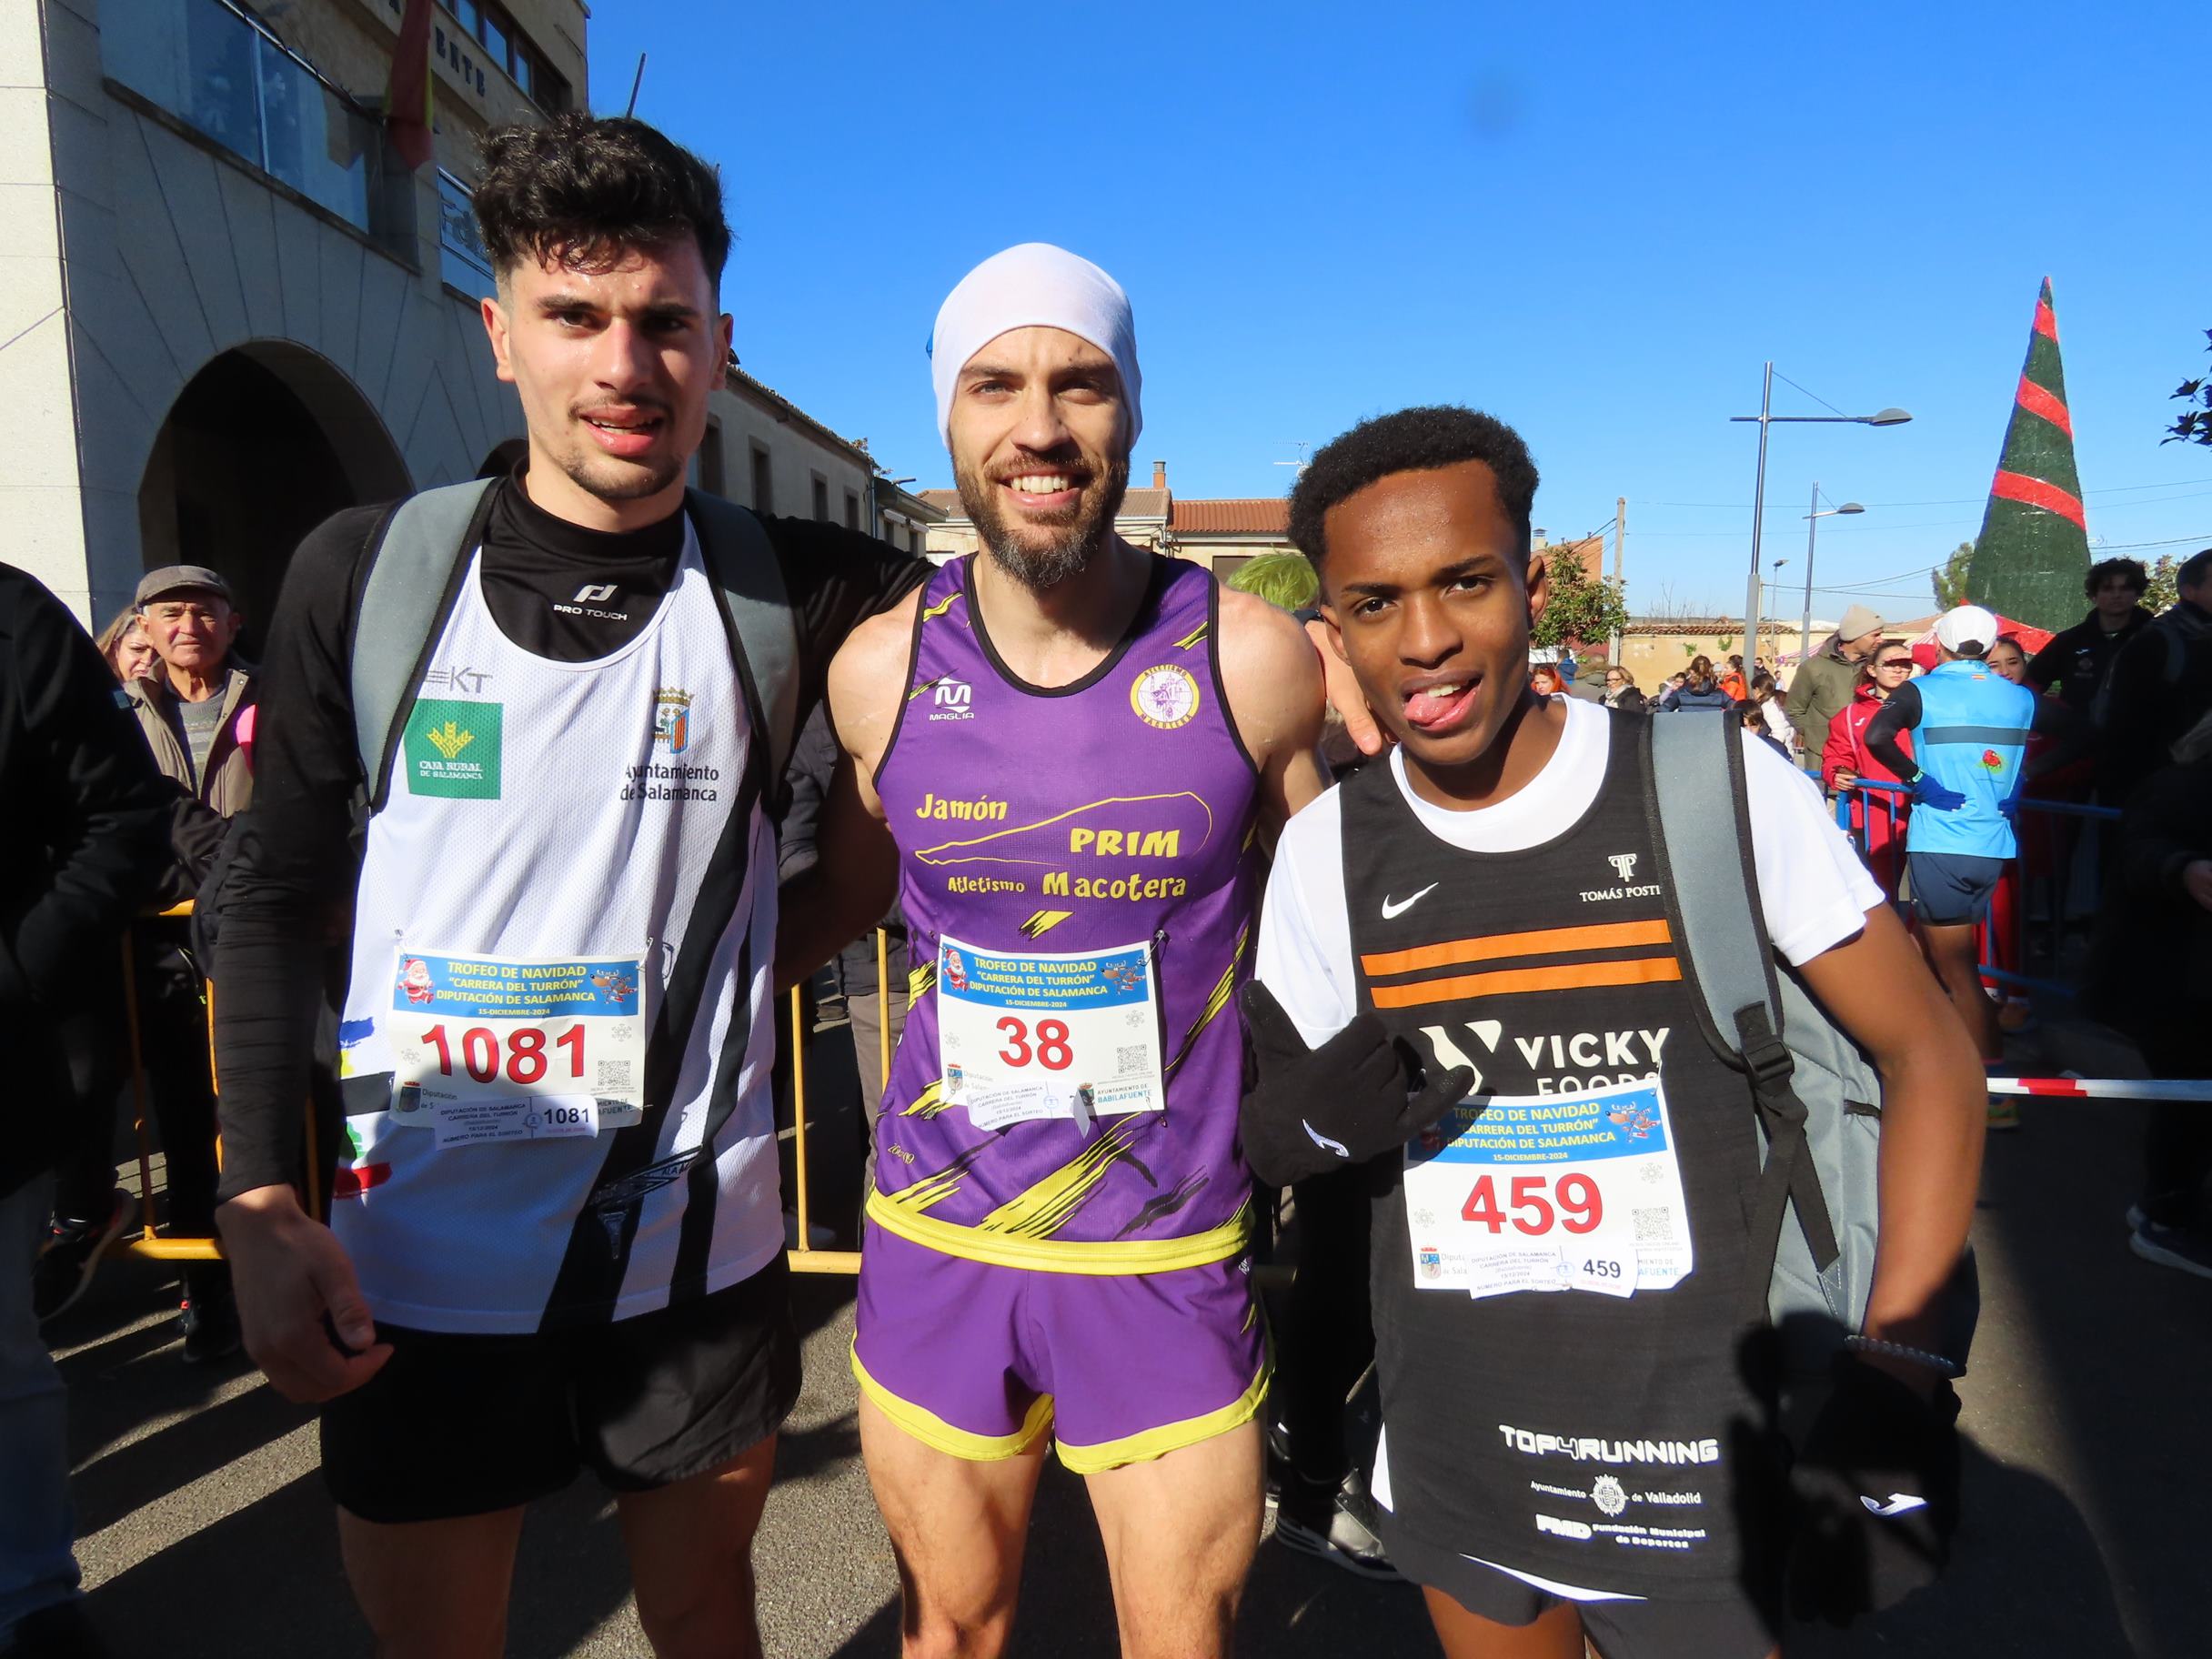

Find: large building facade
8;0;920;637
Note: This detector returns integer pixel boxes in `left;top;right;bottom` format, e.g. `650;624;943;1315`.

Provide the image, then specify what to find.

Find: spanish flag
385;0;435;171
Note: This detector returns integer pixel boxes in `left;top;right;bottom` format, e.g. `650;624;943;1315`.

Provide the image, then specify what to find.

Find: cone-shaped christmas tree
1966;278;2089;631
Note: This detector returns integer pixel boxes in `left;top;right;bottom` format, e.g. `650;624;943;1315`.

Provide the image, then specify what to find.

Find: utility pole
1609;496;1625;667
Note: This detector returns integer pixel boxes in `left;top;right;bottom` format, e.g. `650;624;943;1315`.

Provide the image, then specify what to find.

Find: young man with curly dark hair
1239;405;1986;1659
2026;556;2156;716
211;114;934;1657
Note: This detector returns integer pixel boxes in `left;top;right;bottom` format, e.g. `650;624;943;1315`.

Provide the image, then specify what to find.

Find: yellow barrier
110;926;1286;1291
107;914;895;1276
116;903;224;1262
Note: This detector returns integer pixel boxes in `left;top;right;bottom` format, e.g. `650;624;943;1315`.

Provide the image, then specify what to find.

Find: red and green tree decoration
1966;278;2089;631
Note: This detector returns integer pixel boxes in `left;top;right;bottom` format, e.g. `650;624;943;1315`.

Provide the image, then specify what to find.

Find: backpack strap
351;478;499;809
1642;711;1841;1320
685;489;799;804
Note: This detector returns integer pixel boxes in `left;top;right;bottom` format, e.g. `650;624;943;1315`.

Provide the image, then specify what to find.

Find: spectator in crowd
1824;642;1917;897
1529;662;1563;696
2086;707;2212;1278
2027;557;2157;716
33;613;177;1322
93;608;158;685
1717;652;1748;700
124;566;257;1362
2;561;171;1658
1786;603;1886;768
1556;643;1579;684
1598;664;1644;711
1980;636;2064;1034
1734;698;1792;762
1750;667;1794;751
1657;654;1732;711
2100;548;2212;805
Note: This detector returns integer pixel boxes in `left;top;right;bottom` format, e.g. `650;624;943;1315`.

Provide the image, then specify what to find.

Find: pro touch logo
573;583;619;604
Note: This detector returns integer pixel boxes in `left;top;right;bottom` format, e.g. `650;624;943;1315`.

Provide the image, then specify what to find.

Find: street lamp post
1799;484;1865;666
1767;558;1789;669
1730;364;1909;654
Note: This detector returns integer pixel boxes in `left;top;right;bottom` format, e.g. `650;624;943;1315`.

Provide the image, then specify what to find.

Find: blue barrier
1829;779;2118;1002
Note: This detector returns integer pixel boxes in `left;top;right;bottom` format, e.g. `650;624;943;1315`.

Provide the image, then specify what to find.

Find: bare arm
1217;586;1330;846
773;592;913;993
1794;904;1986;1393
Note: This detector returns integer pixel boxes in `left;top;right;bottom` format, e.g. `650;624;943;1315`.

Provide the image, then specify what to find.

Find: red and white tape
1986;1077;2212;1101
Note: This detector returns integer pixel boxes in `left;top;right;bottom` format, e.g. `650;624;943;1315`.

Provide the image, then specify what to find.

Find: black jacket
2026;605;2156;715
2099;600;2212;804
0;564;173;1197
2085;754;2212;1035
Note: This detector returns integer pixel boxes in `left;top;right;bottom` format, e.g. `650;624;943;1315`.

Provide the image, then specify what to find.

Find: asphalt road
46;1013;2204;1658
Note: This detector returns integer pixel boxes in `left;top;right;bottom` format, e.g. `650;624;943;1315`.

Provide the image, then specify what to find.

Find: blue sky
588;0;2210;620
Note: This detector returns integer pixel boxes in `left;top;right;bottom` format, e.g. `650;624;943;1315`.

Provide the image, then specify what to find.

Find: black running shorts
1906;850;2006;927
322;1254;800;1524
1385;1523;1777;1659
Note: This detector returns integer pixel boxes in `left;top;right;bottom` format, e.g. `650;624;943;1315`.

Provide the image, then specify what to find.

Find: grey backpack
1643;712;1971;1376
346;478;800;813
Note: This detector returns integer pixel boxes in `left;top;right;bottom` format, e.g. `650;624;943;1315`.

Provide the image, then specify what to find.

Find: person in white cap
1863;605;2079;1117
778;243;1332;1657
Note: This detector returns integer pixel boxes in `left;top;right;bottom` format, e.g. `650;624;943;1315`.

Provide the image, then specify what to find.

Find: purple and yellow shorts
852;1217;1269;1473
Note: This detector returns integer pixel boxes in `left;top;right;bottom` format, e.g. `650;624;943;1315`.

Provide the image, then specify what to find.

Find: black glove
1785;1353;1962;1626
1236;981;1473;1186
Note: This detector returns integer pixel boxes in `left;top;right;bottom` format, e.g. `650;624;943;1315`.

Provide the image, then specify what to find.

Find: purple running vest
870;554;1262;1270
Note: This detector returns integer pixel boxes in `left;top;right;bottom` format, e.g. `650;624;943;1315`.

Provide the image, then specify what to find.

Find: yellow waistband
864;1189;1250;1276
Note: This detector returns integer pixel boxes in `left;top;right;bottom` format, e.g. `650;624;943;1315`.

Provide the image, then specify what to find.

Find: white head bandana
929;243;1141;454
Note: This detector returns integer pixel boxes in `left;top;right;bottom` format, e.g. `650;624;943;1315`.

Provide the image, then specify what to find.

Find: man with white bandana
779;244;1331;1658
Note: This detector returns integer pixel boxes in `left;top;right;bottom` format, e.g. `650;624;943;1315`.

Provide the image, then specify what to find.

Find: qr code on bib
596;1061;633;1092
1116;1046;1148;1075
1634;1208;1675;1243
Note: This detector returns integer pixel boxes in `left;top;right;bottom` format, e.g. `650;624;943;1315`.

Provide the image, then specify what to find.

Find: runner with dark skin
1311;457;1984;1659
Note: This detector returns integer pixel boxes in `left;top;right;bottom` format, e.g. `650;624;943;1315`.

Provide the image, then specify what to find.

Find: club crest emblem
1130;664;1201;730
653;688;693;755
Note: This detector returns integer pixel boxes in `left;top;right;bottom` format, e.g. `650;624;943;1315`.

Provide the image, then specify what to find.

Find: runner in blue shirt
1864;606;2078;1091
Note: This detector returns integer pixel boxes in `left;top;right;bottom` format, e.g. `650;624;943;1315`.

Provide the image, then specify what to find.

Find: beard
554;403;688;504
954;449;1131;591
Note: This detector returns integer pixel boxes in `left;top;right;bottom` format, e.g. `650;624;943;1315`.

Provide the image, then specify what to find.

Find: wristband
1844;1334;1961;1379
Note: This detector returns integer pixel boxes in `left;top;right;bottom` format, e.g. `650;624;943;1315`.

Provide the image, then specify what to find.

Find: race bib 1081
386;948;648;1148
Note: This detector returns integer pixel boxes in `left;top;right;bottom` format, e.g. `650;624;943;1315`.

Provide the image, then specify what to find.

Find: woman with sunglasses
1823;642;1917;895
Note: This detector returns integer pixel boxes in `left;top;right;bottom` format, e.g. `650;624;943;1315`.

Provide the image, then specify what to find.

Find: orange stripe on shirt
1360;918;1673;979
1368;955;1683;1009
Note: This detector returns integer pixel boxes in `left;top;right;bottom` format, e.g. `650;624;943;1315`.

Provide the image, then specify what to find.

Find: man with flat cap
116;564;257;1358
779;243;1330;1658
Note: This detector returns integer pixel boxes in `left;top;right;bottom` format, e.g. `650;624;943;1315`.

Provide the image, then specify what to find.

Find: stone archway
137;343;409;650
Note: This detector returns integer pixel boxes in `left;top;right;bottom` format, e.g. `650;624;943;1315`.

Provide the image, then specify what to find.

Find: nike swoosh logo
1302;1121;1351;1160
1381;883;1439;920
1859;1493;1928;1518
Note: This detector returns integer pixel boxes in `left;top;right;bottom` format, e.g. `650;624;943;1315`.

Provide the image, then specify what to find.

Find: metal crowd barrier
1830;779;2121;1002
115;903;225;1262
108;909;896;1274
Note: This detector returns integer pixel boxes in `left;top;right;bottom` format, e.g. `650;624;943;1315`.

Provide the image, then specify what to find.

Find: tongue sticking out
1405;683;1476;732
